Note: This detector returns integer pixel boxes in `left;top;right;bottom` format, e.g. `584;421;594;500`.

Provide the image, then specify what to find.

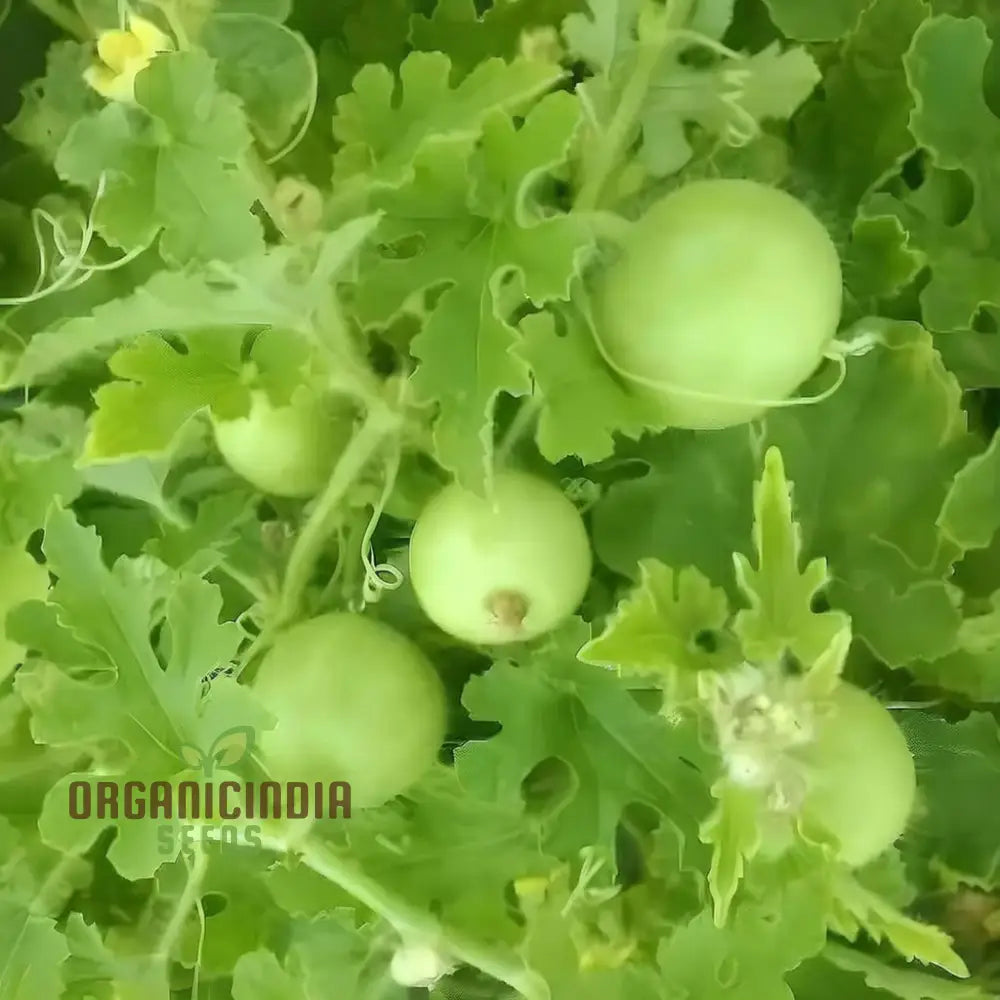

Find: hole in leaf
972;308;998;334
366;333;399;377
549;178;574;213
377;233;424;260
900;150;926;191
627;687;665;714
240;327;267;362
521;756;573;815
678;44;716;69
781;650;805;675
934;168;975;227
900;151;926;190
810;593;831;614
160;332;189;355
693;629;718;653
615;820;645;888
201;892;227;917
149;620;164;651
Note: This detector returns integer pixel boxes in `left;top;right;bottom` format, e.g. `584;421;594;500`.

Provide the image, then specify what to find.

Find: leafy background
2;0;1000;998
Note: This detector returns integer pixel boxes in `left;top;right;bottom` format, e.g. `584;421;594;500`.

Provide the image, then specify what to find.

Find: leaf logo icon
178;744;206;771
177;726;255;778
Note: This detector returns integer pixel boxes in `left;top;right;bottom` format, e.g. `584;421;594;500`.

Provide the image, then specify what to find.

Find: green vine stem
275;405;401;628
573;0;696;212
155;845;208;960
495;395;543;471
210;826;550;1000
29;852;86;916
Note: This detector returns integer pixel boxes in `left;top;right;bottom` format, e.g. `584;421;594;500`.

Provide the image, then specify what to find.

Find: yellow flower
83;15;173;102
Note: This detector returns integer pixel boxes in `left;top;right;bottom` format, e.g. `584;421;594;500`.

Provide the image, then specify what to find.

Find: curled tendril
355;377;409;608
588;312;852;411
0;173;153;311
261;22;319;166
648;28;765;150
359;444;404;606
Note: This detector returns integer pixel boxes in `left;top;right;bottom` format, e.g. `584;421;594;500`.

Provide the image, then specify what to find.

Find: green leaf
578;558;738;691
55;50;261;263
891;15;1000;332
845;211;926;310
763;322;973;666
829;868;968;977
913;589;1000;701
283;912;407;999
11;508;266;879
457;623;714;864
84;329;247;461
314;0;412;102
359;92;594;488
345;766;554;941
700;779;764;927
79;454;185;522
84;320;320;465
763;323;971;589
201;14;315;151
515;306;665;465
145;490;256;578
232;927;404;1000
0;403;85;545
0;895;69;1000
592;427;758;591
794;0;928;210
7;217;378;387
232;949;302;999
846;577;963;668
411;0;586;77
733;446;851;667
0;545;50;681
939;428;1000;551
657;879;828;1000
157;849;284;976
762;0;875;41
639;41;820;178
516;866;665;1000
562;0;642;72
6;41;101;160
821;944;993;999
594;323;973;670
332;49;564;191
898;711;1000;885
60;913;171;1000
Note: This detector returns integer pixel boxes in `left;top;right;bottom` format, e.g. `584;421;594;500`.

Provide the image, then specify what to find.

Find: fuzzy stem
155;846;208;960
495;396;543;469
275;406;400;627
573;0;695;211
224;828;550;1000
29;853;84;916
